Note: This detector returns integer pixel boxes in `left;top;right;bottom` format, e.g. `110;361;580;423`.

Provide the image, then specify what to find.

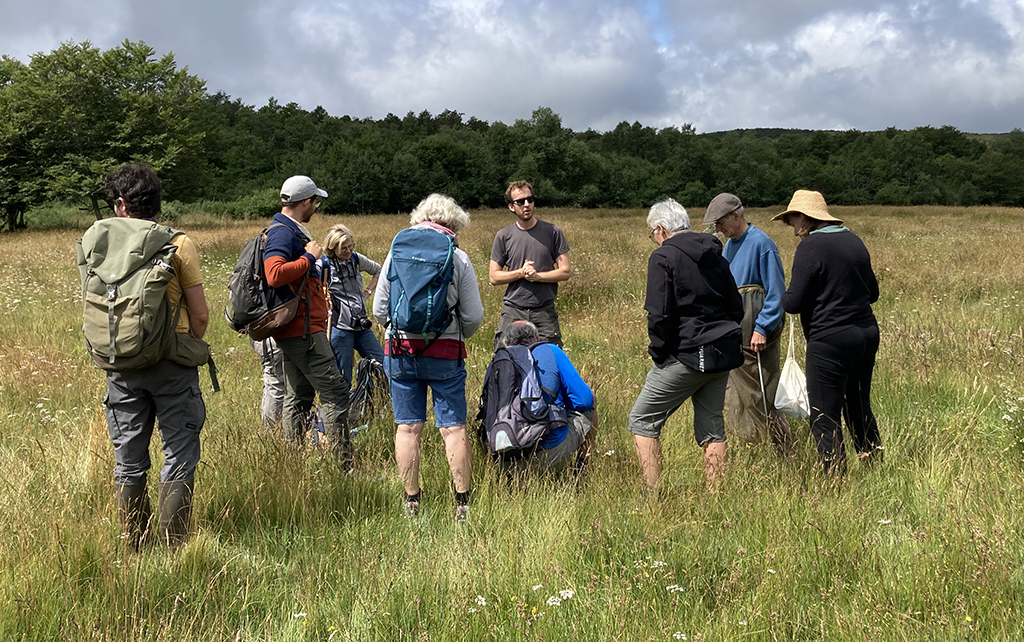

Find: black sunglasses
512;195;535;207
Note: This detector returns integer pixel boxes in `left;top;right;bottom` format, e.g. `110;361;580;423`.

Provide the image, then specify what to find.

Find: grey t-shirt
490;219;570;309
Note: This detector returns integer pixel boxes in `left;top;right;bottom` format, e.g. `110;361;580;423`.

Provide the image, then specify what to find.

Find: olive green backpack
77;218;183;371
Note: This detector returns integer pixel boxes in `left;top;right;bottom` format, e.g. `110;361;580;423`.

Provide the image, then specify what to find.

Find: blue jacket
531;343;594;450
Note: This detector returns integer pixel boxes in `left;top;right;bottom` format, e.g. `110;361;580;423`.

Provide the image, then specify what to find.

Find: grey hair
646;198;690;233
409;193;471;233
502;320;539;347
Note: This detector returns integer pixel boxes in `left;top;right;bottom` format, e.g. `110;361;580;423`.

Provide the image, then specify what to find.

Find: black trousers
805;323;881;472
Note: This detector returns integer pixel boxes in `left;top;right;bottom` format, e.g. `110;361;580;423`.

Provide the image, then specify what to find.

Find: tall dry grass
0;205;1022;640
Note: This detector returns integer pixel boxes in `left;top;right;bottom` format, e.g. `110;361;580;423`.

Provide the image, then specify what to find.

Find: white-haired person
500;320;597;474
372;194;484;522
319;223;385;387
774;190;882;475
627;198;743;492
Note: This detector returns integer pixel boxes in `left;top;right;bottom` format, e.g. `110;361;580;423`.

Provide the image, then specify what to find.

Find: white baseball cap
280;175;328;203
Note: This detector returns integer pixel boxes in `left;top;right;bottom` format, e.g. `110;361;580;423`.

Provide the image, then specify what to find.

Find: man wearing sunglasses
264;175;351;468
489;180;572;351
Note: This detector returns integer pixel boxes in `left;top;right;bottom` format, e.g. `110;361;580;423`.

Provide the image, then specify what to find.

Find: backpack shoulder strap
526;342;560;399
265;220;309;243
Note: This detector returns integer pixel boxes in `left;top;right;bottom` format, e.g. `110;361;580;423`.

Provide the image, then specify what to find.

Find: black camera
353;315;373;331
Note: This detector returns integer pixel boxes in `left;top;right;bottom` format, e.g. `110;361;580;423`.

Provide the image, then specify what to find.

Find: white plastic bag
775;319;810;419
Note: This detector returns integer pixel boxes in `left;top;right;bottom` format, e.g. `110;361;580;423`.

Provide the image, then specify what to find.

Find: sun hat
703;193;743;225
280;176;328;203
771;189;842;225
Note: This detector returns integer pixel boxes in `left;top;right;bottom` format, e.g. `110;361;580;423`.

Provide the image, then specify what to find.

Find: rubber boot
157;477;194;547
116;481;152;550
335;415;354;473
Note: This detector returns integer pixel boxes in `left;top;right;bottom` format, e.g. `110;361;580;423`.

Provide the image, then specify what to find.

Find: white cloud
2;0;1024;132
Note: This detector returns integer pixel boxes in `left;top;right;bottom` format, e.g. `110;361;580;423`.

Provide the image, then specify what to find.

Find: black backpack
224;222;311;340
348;357;390;434
477;344;567;457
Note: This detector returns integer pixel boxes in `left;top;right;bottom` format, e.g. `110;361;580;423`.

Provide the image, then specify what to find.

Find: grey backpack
478;344;568;456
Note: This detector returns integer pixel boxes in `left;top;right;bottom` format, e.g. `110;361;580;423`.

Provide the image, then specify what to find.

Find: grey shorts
493;302;562;351
532;409;593;469
627;356;728;445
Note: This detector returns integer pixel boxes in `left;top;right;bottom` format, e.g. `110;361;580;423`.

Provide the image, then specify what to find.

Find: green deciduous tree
0;40;209;225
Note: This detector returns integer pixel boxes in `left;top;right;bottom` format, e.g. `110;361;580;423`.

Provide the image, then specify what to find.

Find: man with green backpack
78;163;210;548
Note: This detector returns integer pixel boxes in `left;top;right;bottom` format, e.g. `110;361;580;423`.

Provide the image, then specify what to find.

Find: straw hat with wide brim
771;190;843;225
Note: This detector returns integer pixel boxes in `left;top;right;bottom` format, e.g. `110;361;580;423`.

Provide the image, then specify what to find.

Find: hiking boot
116;481;152;550
455;504;469;524
404;500;420;518
157;477;194;547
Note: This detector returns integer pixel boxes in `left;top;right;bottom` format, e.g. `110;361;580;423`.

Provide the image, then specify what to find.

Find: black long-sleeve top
645;231;743;365
781;228;879;341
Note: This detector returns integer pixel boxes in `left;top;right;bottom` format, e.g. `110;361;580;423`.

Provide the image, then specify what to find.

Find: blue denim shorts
385;355;468;428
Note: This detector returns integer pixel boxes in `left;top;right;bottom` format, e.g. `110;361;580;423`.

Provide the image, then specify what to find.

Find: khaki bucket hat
771;190;843;225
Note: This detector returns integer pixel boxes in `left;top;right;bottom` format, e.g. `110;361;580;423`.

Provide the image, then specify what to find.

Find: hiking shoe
455;504;469;524
404;500;419;518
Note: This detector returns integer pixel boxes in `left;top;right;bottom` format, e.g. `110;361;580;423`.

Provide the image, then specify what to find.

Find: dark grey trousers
493;302;563;351
105;360;205;485
276;332;350;454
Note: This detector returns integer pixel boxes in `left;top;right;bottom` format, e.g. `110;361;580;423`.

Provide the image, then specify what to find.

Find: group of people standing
630;189;883;496
94;162;883;547
250;178;581;522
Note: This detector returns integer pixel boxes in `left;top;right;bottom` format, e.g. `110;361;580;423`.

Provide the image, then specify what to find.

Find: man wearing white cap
703;193;792;450
264;176;351;468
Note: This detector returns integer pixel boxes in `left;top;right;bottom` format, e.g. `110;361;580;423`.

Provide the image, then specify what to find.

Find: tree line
2;40;1023;231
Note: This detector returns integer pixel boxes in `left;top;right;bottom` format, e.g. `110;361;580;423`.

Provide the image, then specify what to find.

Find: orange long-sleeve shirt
264;254;328;338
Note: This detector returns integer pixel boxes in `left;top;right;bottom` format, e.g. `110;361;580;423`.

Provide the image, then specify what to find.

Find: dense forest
2;40;1023;231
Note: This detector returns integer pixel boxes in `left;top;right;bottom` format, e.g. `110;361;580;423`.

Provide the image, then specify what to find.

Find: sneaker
455;504;469;524
404;500;419;518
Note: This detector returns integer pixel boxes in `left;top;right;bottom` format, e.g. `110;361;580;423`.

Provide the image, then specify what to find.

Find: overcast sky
3;0;1023;133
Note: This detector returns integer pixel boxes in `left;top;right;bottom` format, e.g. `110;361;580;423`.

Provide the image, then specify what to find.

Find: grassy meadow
1;204;1023;641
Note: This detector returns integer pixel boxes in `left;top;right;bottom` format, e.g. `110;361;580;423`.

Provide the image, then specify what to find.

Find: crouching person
80;163;210;548
491;320;597;474
628;198;743;493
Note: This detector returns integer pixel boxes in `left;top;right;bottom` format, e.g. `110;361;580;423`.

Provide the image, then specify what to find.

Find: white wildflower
546;596;562;606
532;584;543;591
878;519;892;525
475;595;486;606
559;589;574;600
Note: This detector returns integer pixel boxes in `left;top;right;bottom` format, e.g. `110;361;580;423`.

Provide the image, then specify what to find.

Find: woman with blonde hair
320;223;385;387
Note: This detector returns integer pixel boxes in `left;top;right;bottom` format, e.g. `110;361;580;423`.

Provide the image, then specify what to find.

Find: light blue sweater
723;224;786;336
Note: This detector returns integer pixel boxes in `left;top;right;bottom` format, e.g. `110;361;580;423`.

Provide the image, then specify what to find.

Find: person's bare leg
395;422;425;495
703;440;728;487
633;434;662;491
439;424;472;494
